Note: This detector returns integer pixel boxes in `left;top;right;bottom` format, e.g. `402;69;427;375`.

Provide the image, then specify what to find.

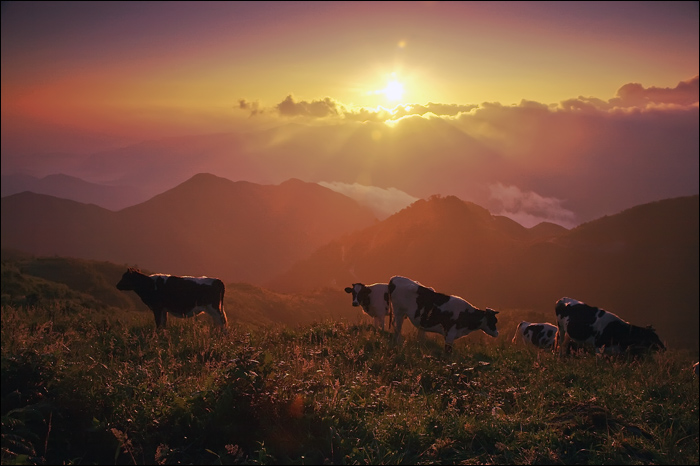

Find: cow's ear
487;308;499;314
344;287;353;293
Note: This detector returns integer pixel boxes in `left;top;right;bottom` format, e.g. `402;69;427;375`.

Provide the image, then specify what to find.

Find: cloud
488;183;577;228
318;181;419;220
238;96;479;122
238;99;263;116
560;75;699;111
276;95;342;118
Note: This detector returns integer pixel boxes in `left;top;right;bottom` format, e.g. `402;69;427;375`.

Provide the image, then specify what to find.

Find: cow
116;268;227;329
388;275;499;353
344;283;392;330
555;297;665;356
512;321;557;349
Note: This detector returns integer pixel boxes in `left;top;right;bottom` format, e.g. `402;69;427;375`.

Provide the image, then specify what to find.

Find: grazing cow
512;321;557;349
555;297;664;356
344;283;392;330
388;276;499;353
116;268;227;329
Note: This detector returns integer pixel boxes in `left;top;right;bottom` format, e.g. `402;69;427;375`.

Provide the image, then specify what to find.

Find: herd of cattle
117;268;670;358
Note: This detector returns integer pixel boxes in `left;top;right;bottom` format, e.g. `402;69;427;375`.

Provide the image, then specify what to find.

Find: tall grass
2;303;698;465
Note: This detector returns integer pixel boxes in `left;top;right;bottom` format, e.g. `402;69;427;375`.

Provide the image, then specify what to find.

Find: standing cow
116;268;227;329
388;275;499;353
344;283;392;330
555;297;664;355
512;321;558;349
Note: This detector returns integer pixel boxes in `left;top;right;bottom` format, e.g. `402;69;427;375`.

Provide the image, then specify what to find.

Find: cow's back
158;276;224;314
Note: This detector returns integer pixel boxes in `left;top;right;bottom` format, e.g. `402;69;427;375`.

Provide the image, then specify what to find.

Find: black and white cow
116;268;227;329
344;283;392;330
512;321;557;349
555;297;665;356
388;276;499;353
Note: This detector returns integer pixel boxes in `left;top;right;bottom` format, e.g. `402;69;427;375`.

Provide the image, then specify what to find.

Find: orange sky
2;1;698;137
1;1;698;228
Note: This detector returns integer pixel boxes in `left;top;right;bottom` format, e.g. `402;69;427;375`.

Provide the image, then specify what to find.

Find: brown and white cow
512;321;557;349
116;268;227;329
555;297;664;356
388;275;499;353
344;283;392;330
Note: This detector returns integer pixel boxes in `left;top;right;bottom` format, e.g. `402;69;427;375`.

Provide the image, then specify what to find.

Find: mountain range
1;174;378;284
1;173;697;349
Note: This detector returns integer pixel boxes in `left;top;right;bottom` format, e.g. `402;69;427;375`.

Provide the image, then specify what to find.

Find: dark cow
512;321;557;349
116;268;227;328
344;283;392;330
555;297;665;356
388;275;499;353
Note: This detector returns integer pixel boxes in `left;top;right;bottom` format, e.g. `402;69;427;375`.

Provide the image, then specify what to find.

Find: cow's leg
374;316;384;331
559;333;571;356
153;308;167;329
205;304;227;327
393;313;405;344
444;330;457;354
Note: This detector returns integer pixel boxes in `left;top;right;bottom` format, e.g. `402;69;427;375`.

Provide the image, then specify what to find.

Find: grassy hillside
2;303;698;465
1;252;698;464
0;251;362;329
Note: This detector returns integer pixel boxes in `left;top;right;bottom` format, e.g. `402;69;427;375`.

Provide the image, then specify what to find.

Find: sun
383;79;404;102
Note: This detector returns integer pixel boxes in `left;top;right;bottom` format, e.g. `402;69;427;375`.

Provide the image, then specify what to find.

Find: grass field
2;300;698;465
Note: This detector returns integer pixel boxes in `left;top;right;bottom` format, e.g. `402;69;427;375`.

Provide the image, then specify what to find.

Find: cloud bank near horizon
238;76;699;121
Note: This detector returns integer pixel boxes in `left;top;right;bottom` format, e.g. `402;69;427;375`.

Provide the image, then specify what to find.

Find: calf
555;297;664;356
388;275;499;353
512;321;557;349
116;268;227;329
344;283;392;330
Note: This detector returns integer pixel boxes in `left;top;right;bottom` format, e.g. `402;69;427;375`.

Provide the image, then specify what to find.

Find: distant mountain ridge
1;173;154;211
1;173;378;284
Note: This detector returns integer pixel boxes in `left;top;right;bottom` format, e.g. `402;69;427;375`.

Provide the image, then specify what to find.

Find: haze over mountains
2;173;697;348
4;101;698;228
1;174;378;284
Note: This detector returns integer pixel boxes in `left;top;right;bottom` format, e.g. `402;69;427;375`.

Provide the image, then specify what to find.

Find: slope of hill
1;173;153;211
0;251;361;329
267;194;539;297
1;174;378;283
268;194;699;349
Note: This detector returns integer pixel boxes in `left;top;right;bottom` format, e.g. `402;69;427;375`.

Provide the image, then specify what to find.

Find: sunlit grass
2;304;698;464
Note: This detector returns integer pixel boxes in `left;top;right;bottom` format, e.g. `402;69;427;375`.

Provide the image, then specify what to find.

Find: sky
1;1;699;227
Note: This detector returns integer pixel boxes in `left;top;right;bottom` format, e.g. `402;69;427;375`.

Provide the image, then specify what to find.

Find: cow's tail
384;290;394;329
219;280;228;327
386;281;395;330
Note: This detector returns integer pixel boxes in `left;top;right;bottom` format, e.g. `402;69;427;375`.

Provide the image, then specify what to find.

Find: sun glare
383;80;404;102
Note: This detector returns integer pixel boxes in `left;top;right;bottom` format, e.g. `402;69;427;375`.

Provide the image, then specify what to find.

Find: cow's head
641;325;665;352
483;308;499;338
344;283;367;308
116;268;142;291
627;325;666;355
